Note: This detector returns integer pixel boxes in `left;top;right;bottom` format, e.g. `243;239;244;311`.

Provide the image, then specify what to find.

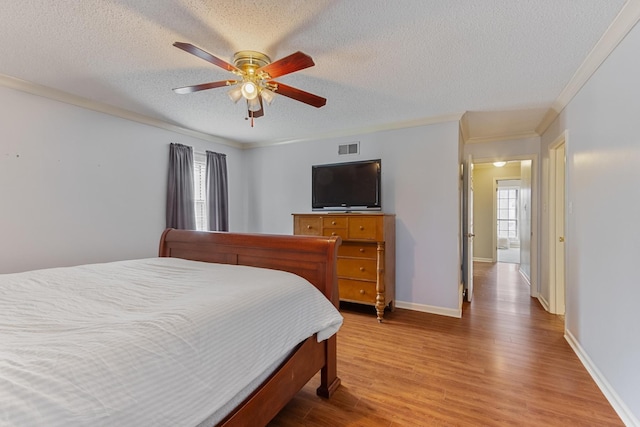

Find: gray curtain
206;151;229;231
166;143;196;230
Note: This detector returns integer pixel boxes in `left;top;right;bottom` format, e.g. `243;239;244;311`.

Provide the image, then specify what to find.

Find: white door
462;155;474;302
554;144;566;314
549;136;566;314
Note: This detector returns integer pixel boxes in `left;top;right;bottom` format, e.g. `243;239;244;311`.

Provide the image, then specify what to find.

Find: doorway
496;179;521;264
469;157;538;298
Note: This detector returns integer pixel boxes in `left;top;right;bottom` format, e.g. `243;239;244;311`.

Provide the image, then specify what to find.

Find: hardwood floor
269;262;623;426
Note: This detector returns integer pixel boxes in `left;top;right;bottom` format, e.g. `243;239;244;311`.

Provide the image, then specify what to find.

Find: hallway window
497;187;518;239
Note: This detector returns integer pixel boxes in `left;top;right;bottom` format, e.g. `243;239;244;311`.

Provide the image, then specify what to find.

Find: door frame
548;131;567;315
473;154;539;298
462;155;474;302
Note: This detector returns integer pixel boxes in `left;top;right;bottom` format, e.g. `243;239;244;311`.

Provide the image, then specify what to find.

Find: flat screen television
312;159;381;211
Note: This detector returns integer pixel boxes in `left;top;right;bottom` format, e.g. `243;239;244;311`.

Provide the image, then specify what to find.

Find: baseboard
519;269;531;286
473;257;493;263
565;329;639;427
395;300;462;318
537;294;550;312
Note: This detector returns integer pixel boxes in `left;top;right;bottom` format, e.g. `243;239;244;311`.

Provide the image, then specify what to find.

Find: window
193;153;207;231
497;187;518;239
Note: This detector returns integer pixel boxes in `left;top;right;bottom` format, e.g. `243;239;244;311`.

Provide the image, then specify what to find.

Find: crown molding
0;74;243;149
459;112;470;142
465;131;540;145
1;72;464;150
244;112;466;149
536;0;640;135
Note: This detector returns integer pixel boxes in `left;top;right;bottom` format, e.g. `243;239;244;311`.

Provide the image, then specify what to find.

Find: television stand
293;213;395;321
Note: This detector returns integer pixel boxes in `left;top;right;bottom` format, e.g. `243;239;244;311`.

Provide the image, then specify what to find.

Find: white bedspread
0;258;343;426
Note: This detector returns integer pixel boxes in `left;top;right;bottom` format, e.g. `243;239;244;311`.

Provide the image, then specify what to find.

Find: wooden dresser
293;213;395;321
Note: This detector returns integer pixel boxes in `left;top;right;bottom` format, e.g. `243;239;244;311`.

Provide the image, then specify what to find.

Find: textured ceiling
0;0;627;146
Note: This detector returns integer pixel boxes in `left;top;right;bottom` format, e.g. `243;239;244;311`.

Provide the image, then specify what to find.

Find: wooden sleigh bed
158;228;342;426
0;229;342;427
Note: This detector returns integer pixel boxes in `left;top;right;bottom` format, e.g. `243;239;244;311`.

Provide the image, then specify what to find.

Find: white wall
0;87;245;273
541;21;640;425
0;87;461;315
464;136;540;160
245;122;462;314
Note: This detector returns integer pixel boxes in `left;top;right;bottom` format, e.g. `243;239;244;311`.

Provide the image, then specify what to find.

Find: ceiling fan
172;42;326;126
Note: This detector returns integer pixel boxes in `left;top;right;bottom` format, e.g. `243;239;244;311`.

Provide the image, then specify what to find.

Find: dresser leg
375;242;386;322
375;294;385;322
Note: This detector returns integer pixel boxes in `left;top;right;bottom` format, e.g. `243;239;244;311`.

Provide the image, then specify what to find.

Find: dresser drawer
295;216;321;235
323;228;347;239
338;242;377;259
337;258;377;280
348;217;380;240
339;279;376;304
323;216;348;228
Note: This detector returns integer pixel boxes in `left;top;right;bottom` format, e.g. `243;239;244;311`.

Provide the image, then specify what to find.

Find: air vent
338;142;359;155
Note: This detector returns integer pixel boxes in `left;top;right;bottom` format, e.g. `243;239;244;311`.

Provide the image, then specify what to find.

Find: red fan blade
257;51;314;79
173;42;240;73
173;80;237;94
272;82;326;108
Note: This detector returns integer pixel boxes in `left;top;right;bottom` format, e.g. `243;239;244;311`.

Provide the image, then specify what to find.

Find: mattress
0;257;343;426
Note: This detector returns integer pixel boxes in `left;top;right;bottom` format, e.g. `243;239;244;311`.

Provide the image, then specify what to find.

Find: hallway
464;261;622;425
270;261;622;426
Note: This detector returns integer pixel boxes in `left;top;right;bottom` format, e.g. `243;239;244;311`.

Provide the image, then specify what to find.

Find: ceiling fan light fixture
227;85;243;103
261;88;276;105
241;81;258;100
173;44;326;125
247;96;261;112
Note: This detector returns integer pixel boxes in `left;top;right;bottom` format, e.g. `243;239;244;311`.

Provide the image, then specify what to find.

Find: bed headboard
159;229;341;307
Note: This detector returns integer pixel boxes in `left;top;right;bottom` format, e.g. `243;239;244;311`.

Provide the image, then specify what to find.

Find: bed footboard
158;229;342;426
159;229;341;306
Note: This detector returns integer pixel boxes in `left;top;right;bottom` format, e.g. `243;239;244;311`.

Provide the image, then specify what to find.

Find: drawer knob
331;221;337;225
359;267;365;272
307;225;312;229
359;248;365;253
360;289;365;295
359;226;364;230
